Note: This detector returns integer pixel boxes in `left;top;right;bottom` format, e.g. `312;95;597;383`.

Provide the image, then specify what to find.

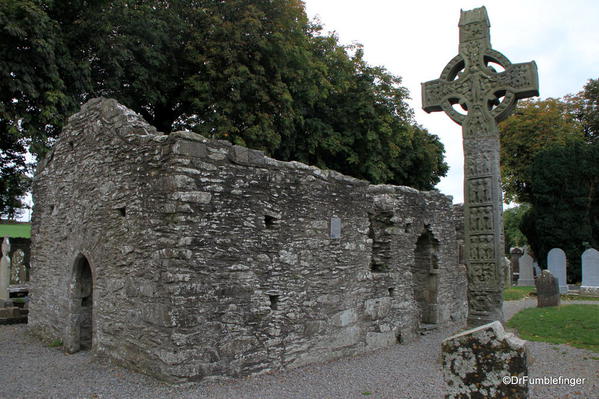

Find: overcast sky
303;0;599;204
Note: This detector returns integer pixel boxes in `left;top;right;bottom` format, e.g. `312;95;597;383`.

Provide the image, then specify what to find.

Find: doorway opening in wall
71;254;94;351
412;229;439;324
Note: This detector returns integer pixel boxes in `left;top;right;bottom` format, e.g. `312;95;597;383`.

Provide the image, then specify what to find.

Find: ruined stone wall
29;99;176;376
30;98;467;382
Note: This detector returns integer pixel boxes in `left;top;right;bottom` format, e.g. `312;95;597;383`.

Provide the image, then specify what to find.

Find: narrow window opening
388;288;395;297
117;207;126;217
269;295;279;310
396;332;403;343
264;215;276;228
369;210;393;273
68;141;74;149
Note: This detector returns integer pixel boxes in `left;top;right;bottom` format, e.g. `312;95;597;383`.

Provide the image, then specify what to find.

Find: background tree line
0;0;448;218
500;78;599;282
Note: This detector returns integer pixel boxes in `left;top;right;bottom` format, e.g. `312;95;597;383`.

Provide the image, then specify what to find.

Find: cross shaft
421;6;539;327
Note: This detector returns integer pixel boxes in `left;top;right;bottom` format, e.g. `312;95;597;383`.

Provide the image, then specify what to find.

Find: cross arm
498;61;539;100
422;77;470;125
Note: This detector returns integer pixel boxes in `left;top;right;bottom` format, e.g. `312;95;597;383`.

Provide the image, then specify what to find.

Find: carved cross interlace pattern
421;6;539;327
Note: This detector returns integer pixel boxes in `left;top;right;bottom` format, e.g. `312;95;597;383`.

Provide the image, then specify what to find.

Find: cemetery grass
507;304;599;352
504;286;535;301
0;223;31;238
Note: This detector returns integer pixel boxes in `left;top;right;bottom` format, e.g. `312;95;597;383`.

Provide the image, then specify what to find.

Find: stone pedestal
442;321;529;399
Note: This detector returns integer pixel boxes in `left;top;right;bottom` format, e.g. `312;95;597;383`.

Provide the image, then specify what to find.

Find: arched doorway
65;254;93;352
412;229;439;324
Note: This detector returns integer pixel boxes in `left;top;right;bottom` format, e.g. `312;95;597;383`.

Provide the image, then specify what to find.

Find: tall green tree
520;141;599;282
1;0;448;217
499;98;584;203
0;0;82;218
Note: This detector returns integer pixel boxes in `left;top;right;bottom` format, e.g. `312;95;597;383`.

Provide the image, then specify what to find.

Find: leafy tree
520;141;599;282
499;98;584;203
1;0;448;217
503;203;529;253
565;78;599;143
0;0;82;218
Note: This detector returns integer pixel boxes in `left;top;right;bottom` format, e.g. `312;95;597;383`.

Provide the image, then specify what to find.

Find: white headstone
581;248;599;296
517;253;534;286
0;237;11;301
547;248;568;294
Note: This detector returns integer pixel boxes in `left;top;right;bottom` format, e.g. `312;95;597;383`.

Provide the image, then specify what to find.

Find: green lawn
507;304;599;352
0;223;31;238
504;286;535;301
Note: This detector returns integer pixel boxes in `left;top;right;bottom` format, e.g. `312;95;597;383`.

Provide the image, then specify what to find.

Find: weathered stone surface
535;270;560;307
10;249;26;285
517;252;534;286
7;237;30;285
422;6;538;327
547;248;568;294
581;248;599;296
442;321;528;399
0;237;10;301
503;256;511;288
29;98;468;382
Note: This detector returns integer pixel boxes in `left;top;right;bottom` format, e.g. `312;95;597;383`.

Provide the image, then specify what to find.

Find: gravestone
422;6;539;326
517;252;534;286
510;247;523;276
0;237;11;302
581;248;599;296
10;249;27;284
547;248;568;294
503;256;511;288
442;321;528;399
535;270;560;307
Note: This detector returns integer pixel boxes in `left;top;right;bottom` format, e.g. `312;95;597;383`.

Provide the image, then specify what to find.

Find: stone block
364;297;391;320
331;309;357;327
442;321;528;399
365;331;396;349
324;326;360;349
172;140;207;158
172;191;212;204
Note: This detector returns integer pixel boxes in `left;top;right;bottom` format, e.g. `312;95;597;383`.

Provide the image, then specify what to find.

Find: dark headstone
535;270;560;307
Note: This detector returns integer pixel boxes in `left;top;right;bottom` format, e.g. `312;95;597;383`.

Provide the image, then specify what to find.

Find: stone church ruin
29;98;467;382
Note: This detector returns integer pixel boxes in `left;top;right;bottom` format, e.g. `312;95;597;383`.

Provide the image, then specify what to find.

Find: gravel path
1;300;597;399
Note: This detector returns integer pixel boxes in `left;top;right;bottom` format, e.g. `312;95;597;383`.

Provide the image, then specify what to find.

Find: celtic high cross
422;6;539;327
